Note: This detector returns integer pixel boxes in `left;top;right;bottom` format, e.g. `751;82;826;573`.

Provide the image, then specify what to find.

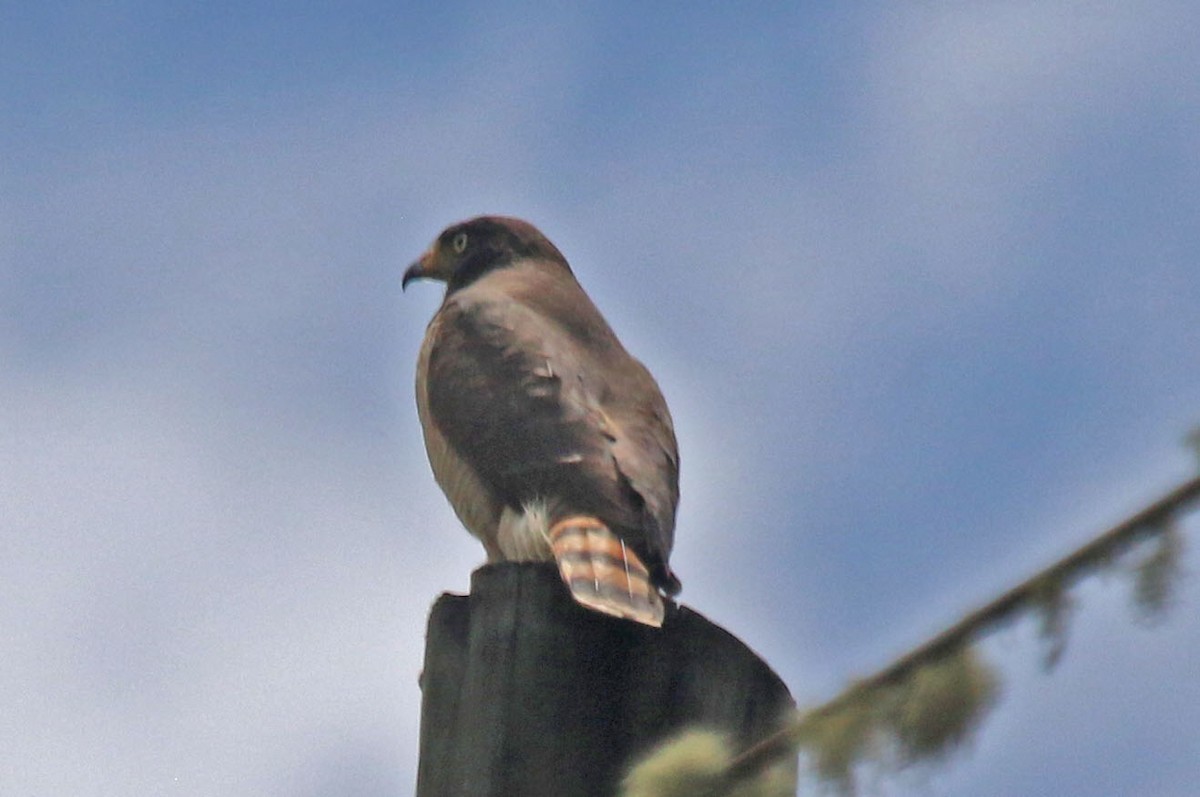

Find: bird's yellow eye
452;232;469;253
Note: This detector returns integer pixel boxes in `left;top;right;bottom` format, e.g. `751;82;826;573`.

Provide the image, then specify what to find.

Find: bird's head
402;216;570;293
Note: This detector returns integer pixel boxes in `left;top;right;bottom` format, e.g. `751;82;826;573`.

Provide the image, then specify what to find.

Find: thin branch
722;474;1200;786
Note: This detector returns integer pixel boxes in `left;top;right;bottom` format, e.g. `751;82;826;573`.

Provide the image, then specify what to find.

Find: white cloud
860;2;1194;280
0;354;463;793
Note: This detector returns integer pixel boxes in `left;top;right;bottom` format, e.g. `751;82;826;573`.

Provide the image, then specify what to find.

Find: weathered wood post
416;562;795;797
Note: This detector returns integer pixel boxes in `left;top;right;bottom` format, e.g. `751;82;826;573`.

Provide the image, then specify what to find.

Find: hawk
403;216;681;627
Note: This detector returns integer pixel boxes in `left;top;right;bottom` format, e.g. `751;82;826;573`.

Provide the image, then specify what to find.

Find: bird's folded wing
425;284;676;572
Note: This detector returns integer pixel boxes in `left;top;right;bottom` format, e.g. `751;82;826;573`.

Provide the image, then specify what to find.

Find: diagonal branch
721;473;1200;787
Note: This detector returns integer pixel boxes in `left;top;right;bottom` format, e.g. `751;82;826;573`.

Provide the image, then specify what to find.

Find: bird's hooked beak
402;245;446;291
401;250;430;291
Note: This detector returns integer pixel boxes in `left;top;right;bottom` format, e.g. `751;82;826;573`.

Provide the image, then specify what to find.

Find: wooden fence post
416;562;795;797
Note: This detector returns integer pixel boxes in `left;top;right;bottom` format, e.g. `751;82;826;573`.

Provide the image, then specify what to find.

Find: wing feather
424;262;679;588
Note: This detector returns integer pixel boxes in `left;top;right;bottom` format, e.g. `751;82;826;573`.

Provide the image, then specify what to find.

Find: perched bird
403;216;680;627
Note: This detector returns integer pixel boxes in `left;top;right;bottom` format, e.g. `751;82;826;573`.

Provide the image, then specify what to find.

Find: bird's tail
548;516;665;628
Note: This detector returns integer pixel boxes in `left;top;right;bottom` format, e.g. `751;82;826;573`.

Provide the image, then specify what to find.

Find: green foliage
1185;427;1200;468
882;646;999;763
1132;519;1184;623
621;730;732;797
620;729;796;797
790;646;998;792
1032;577;1074;670
792;701;875;788
627;649;999;797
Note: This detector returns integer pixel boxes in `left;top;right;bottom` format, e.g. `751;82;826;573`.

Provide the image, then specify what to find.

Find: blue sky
3;3;1199;795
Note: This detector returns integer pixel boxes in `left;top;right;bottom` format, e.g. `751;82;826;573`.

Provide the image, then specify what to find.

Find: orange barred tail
548;516;665;628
